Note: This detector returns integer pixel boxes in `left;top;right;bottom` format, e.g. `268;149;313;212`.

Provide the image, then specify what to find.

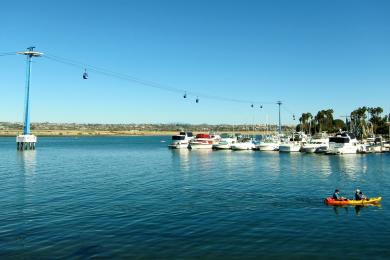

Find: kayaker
354;189;368;200
333;189;346;200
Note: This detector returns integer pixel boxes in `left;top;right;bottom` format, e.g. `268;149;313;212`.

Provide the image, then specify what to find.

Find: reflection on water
16;150;37;206
331;204;382;216
188;149;214;172
170;149;191;171
257;152;281;177
214;150;237;173
310;155;332;177
171;149;260;173
0;137;389;258
355;205;363;215
331;155;365;180
17;150;37;176
14;150;38;230
278;152;303;175
332;205;350;215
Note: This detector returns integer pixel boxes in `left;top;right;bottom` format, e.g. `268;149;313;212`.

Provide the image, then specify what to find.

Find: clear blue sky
1;0;389;125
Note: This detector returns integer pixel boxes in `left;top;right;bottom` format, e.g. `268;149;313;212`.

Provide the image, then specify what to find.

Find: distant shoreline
0;130;177;137
0;130;272;137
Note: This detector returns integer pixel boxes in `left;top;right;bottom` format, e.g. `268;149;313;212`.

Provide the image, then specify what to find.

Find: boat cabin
329;132;356;143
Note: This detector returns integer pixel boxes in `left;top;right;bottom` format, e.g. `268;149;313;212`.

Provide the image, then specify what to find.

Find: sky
0;0;389;125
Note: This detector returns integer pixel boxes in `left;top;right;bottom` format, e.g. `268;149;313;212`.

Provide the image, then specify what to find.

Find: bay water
0;136;389;258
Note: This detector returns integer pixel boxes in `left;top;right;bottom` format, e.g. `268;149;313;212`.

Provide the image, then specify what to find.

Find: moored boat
189;133;219;149
279;132;308;152
231;137;256;150
168;131;194;149
360;136;386;153
212;133;237;150
256;134;280;151
326;131;359;154
301;132;329;153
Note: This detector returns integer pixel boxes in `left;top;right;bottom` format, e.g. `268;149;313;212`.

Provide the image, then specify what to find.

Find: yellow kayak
325;197;382;206
347;197;382;205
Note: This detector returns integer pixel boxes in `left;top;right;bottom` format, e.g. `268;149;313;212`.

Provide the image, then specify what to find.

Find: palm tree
299;112;313;134
315;110;325;133
368;107;384;133
324;109;334;131
299;115;303;132
351;106;368;139
305;112;313;134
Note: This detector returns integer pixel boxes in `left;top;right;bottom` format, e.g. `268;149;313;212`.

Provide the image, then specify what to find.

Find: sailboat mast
277;101;282;134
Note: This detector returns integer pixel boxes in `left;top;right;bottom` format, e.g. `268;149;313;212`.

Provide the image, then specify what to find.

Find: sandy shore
0;130;178;136
0;130;269;137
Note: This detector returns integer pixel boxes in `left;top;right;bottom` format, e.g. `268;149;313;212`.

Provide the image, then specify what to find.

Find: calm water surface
0;136;389;258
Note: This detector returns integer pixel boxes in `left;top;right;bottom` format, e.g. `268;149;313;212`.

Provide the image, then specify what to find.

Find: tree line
296;107;389;139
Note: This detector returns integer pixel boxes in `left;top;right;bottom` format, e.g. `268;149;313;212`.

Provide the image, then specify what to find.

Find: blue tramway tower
16;47;43;150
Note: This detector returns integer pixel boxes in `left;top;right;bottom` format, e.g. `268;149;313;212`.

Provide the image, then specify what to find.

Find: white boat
231;138;256;150
168;132;194;149
360;136;386;153
256;134;280;151
189;133;219;149
279;132;308;152
384;141;390;152
279;143;301;152
212;133;237;150
326;132;359;154
301;132;329;153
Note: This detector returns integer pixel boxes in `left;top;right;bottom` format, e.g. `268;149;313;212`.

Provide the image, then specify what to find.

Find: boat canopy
220;133;234;138
196;134;211;139
337;132;356;139
179;131;193;137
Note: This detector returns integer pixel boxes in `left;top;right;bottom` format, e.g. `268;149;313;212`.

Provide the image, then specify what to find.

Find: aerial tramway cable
0;52;17;57
2;50;294;125
37;52;279;108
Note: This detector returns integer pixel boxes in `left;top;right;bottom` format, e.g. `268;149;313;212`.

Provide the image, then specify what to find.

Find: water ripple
0;137;389;258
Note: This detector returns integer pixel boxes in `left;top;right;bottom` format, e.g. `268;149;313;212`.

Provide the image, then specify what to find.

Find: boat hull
279;144;301;152
168;143;189;149
257;143;279;151
301;147;316;153
231;143;255;150
326;147;357;154
189;143;213;149
212;144;231;150
301;145;328;153
324;197;382;206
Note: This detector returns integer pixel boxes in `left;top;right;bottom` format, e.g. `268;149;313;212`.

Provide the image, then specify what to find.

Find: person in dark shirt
354;189;368;200
333;189;346;200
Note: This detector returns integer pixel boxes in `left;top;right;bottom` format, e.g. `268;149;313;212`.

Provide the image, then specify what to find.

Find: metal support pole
16;47;42;151
277;101;282;134
23;49;33;135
